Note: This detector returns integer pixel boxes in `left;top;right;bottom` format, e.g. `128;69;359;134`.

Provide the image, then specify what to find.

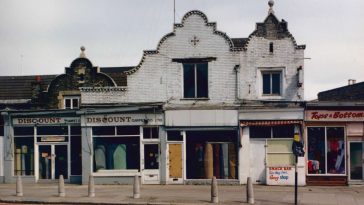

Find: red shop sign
305;110;364;121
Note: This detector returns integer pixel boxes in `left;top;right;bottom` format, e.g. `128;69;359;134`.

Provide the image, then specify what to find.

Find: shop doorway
141;143;160;184
167;143;183;183
38;144;68;180
349;141;363;181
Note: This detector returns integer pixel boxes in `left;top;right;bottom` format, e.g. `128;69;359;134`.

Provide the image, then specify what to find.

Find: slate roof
0;75;56;100
318;82;364;101
231;38;248;49
99;67;133;86
0;66;132;101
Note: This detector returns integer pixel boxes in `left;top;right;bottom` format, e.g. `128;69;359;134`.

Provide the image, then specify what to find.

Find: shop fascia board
238;108;304;120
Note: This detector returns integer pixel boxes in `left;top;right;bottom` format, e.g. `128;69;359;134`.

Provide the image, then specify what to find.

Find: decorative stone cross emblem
190;36;200;46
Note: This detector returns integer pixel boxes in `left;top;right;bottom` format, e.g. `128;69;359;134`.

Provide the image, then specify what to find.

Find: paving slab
0;183;364;205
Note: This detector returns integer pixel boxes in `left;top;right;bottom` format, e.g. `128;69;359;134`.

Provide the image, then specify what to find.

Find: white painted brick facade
81;11;304;105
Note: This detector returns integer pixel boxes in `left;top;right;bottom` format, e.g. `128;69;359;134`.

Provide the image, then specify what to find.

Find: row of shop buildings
0;3;363;186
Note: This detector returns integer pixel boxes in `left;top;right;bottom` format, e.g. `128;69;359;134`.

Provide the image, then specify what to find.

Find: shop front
164;109;240;184
305;109;364;185
2;111;81;183
80;110;164;185
239;108;306;186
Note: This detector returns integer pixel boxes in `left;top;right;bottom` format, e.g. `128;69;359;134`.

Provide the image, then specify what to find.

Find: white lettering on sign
306;111;364;121
83;114;164;126
13;117;80;125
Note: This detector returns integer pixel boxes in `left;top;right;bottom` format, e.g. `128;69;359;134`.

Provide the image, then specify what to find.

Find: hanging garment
213;144;220;178
114;144;127;169
228;143;236;179
222;144;229;179
95;145;106;171
107;144;117;169
204;143;213;179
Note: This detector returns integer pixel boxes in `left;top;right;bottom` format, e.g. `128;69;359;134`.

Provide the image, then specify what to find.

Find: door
250;140;267;184
349;142;363;181
142;144;160;184
38;144;68;180
168;143;183;183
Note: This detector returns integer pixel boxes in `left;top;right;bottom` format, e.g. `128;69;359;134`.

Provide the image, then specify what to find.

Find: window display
307;127;345;175
14;127;34;176
14;137;34;176
93;137;140;171
186;131;237;179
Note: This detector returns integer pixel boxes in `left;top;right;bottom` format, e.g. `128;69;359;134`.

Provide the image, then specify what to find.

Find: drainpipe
234;65;240;100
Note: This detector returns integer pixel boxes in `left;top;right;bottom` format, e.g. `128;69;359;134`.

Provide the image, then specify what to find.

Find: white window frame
257;67;285;99
64;96;80;110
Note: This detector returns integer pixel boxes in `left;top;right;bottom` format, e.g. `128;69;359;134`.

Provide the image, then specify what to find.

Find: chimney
348;79;356;85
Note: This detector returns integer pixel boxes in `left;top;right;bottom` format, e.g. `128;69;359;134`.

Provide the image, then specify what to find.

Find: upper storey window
64;96;80;109
183;63;208;98
262;71;281;95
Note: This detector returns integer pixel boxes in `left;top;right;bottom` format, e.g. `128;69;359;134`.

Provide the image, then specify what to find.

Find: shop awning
240;120;302;127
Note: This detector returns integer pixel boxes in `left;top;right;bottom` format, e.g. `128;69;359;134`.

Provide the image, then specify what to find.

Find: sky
0;0;364;100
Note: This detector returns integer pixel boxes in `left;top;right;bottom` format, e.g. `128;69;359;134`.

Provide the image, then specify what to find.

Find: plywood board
169;144;182;178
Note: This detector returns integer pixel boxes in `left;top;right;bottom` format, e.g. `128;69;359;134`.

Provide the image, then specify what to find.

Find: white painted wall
81;11;240;105
240;36;304;101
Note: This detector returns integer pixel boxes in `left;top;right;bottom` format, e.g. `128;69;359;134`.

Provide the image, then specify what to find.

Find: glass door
39;145;52;179
55;145;68;179
142;144;160;184
349;142;363;181
38;144;68;180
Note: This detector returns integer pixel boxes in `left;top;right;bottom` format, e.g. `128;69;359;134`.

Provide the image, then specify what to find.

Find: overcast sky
1;0;364;100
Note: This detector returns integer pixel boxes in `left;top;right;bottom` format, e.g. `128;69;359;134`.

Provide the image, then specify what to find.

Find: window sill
181;98;210;101
93;169;140;177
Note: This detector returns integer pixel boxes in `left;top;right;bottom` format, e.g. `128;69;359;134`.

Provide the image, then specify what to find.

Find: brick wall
81;11;304;105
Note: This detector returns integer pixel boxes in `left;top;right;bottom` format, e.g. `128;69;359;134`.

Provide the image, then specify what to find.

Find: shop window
186;131;237;179
250;125;294;139
116;126;140;136
37;126;68;135
307;127;345;175
167;131;183;141
64;97;80;109
92;126;115;135
143;127;159;139
93;126;115;135
14;127;34;136
71;127;82;175
14;137;34;176
183;63;208;98
93;137;140;171
144;144;159;169
262;71;281;95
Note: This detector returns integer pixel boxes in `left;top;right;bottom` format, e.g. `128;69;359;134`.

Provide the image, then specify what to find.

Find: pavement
1;183;364;205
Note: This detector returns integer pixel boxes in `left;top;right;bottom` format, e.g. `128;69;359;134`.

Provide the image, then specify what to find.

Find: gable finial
268;0;274;14
80;46;86;58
